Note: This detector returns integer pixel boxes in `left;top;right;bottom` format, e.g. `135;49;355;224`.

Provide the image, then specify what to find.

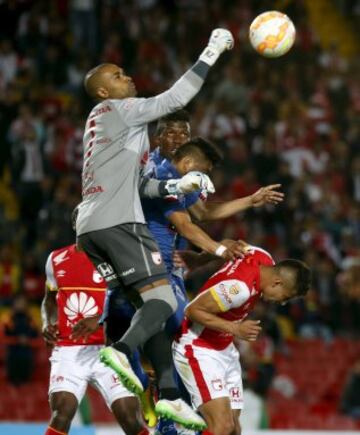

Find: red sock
137;429;149;435
202;431;214;435
45;427;67;435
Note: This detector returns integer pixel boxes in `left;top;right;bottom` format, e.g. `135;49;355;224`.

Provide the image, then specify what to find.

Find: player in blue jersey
146;110;191;177
144;137;284;331
143;137;284;434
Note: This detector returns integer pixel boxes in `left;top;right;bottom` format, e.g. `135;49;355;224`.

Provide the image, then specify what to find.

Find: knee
112;398;144;435
119;414;143;435
50;406;76;430
209;418;235;435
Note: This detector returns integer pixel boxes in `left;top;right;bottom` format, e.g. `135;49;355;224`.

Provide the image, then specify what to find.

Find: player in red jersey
41;241;149;435
173;246;311;435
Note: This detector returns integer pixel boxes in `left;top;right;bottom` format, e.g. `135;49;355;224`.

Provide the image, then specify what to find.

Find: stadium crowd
0;0;359;429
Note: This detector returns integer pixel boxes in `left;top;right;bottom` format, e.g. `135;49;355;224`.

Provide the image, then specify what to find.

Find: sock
143;330;180;397
136;429;150;435
45;427;67;435
114;299;173;354
156;417;177;435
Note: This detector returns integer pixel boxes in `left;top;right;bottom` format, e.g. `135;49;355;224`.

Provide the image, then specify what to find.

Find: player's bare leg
199;397;235;435
46;392;78;434
111;397;148;435
232;409;241;435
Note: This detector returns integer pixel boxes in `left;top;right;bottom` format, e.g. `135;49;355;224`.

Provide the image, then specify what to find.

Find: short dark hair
155;110;190;136
172;136;223;166
276;259;312;297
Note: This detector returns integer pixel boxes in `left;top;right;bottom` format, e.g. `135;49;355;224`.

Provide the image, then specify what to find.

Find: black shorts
78;223;167;288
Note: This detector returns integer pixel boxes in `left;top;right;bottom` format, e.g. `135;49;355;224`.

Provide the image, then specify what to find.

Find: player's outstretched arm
168;210;244;261
189;184;284;221
118;29;234;127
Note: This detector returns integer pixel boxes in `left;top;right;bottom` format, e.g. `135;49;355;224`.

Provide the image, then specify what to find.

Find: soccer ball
249;10;296;58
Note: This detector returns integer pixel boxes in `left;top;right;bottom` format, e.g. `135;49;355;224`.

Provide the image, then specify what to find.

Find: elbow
184;304;193;321
185;303;198;322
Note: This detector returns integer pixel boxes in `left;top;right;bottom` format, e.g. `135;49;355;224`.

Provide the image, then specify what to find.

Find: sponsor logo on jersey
230;387;242;401
63;292;98;321
91;105;112;117
218;283;232;305
151;251;162;265
56;270;66;278
97;262;117;282
121;267;135;277
53;250;69;265
83;185;104;196
51;375;64;383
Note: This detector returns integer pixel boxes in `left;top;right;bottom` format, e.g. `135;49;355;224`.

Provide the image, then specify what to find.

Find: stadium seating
268;338;360;429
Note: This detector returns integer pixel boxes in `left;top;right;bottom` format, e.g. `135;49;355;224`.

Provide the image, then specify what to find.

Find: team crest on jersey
92;271;104;283
229;284;240;295
64;292;98;321
151;251;162;265
211;378;223;391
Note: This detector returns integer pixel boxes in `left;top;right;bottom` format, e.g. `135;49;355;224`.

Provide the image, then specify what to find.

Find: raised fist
208;28;234;53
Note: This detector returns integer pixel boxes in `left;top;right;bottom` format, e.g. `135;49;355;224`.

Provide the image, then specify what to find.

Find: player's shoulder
108;97;145;112
49;244;77;265
248;245;275;265
156;159;178;180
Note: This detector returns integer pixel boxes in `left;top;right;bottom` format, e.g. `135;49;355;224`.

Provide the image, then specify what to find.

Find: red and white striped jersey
177;246;274;351
45;244;106;346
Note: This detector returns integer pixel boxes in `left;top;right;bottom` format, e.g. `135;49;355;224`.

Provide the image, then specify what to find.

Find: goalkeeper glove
199;28;234;66
165;171;215;195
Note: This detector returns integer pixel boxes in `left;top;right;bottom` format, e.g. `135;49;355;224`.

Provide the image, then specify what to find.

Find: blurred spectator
4;294;38;385
0;243;21;305
340;359;360;419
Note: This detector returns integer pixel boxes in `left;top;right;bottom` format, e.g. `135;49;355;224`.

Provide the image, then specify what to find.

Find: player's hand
71;316;100;342
199;28;234;66
232;320;262;341
174;171;215;195
221;239;252;259
208;28;234;53
251;184;284;208
42;323;59;346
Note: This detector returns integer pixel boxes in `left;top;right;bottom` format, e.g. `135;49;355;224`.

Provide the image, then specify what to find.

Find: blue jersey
144;146;164;177
142;157;200;274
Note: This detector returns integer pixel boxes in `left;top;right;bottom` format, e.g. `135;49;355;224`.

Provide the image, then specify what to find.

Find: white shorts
173;341;244;410
49;345;134;407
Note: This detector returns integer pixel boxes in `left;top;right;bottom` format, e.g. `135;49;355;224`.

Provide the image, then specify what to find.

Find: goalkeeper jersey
76;69;204;236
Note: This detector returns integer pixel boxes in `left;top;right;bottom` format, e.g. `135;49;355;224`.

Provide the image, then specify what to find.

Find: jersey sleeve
209;279;250;312
184;190;201;208
45;253;58;291
111;69;204;127
161;197;187;218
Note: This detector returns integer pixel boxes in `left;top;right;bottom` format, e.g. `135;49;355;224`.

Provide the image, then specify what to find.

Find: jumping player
76;28;234;429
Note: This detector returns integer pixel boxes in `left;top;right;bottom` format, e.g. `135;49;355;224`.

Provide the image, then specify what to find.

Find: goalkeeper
76;28;234;429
